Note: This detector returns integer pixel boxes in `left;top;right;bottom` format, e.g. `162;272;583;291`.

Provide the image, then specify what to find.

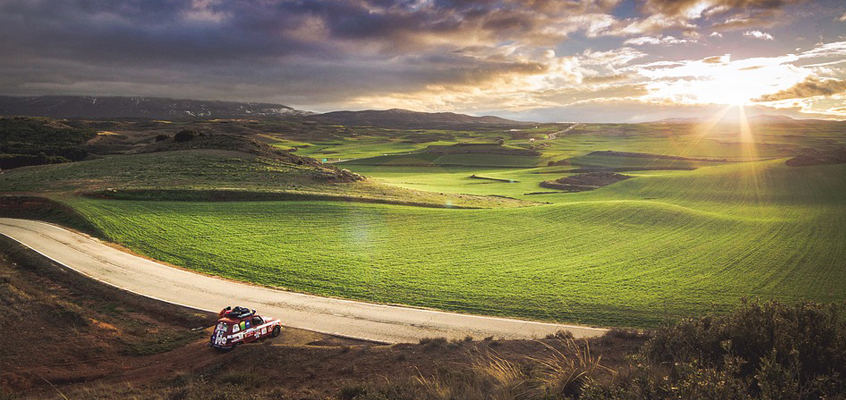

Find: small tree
496;138;505;145
174;129;196;142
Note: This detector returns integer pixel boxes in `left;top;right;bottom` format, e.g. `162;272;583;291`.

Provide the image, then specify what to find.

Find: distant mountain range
313;108;529;129
0;96;304;119
0;96;530;128
652;114;842;124
747;114;803;123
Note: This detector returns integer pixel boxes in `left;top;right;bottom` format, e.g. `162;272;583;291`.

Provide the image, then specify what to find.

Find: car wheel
215;343;235;353
271;326;281;338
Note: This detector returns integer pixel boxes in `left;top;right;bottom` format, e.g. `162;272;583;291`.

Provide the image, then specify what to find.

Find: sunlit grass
66;160;846;327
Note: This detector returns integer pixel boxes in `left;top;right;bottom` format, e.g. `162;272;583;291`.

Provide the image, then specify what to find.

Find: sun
694;76;757;106
642;54;810;108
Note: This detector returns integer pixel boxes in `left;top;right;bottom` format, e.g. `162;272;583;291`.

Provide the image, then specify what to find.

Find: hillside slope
0;117;96;168
314;108;530;129
63;160;846;327
0;133;534;209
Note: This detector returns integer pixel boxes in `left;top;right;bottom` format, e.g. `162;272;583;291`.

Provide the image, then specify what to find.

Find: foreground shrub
583;299;846;400
644;299;846;390
347;299;846;400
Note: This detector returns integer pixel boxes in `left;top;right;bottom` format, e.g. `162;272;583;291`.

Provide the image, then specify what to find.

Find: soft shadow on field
0;195;102;236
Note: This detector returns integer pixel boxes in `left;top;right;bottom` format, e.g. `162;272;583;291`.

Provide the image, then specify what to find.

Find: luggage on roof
229;306;255;319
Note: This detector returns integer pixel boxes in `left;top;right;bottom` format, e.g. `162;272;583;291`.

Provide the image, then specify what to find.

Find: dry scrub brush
357;338;610;400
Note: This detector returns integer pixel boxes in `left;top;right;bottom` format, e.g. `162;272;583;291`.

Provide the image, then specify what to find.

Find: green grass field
341;152;544;167
3;120;844;328
63;159;846;327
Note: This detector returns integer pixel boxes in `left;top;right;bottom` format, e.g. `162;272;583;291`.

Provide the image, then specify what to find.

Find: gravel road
0;218;606;343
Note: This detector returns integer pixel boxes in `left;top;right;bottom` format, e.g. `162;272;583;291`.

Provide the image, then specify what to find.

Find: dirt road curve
0;218;606;343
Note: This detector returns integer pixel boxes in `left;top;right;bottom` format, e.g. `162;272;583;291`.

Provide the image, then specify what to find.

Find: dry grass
410;339;609;400
530;340;612;399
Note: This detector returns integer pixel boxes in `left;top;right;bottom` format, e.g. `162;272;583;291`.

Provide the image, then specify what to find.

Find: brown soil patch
786;147;846;167
588;150;728;162
425;143;541;156
540;172;631;192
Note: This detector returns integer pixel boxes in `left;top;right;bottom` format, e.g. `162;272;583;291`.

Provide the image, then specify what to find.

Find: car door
243;319;258;343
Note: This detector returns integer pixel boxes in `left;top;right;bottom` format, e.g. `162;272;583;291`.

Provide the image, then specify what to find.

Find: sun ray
671;104;735;159
737;105;763;206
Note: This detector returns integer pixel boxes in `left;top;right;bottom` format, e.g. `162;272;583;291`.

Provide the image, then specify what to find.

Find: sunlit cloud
183;0;230;23
755;77;846;101
798;41;846;59
635;54;808;104
743;30;775;40
624;35;690;46
345;41;846;121
581;47;647;69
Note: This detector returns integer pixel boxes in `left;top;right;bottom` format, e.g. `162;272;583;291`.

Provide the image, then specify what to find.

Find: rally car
210;306;282;351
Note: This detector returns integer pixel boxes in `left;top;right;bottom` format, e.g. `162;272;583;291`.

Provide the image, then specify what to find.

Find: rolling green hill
2;118;844;328
61;159;846;327
0;149;533;209
342;152;544;168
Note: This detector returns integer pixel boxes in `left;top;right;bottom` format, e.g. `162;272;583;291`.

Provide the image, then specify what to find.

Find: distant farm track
0;218;606;343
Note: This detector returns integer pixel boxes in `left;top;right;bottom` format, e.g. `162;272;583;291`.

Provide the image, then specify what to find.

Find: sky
1;0;845;122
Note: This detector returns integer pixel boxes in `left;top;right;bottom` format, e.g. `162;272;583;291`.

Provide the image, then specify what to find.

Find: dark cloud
755;77;846;101
0;0;340;67
639;0;806;33
0;0;604;109
643;0;803;18
0;0;581;69
1;0;842;121
0;0;562;110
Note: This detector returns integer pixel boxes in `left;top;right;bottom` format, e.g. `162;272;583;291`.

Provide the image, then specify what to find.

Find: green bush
0;153;69;169
643;299;846;384
583;299;846;400
0;117;93;168
174;129;196;142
